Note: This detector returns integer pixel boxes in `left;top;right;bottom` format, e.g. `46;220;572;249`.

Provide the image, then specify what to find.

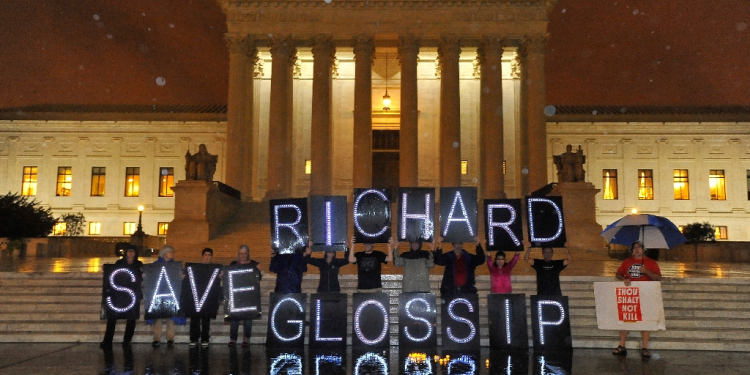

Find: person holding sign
349;237;392;292
269;245;308;293
392;238;435;293
612;241;662;359
188;248;222;347
433;236;485;296
227;245;262;348
305;240;351;293
100;244;143;349
486;250;520;294
524;242;571;296
148;245;185;347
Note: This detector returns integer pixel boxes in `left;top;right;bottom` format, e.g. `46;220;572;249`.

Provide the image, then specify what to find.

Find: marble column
478;36;506;199
521;35;548;194
309;36;335;196
398;35;420;187
352;36;374;189
225;36;257;199
265;36;296;199
438;36;462;188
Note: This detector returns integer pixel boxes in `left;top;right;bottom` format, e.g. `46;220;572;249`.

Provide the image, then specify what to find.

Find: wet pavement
0;343;746;375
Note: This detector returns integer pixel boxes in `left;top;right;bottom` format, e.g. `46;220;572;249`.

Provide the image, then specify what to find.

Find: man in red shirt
612;241;661;359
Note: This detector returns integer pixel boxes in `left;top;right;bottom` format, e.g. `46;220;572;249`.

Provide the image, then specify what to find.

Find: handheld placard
223;263;262;321
488;293;528;350
353;188;392;244
143;262;183;320
310;196;348;252
439;187;478;243
484;199;524;251
526;196;567;248
270;198;309;254
180;263;222;318
398;292;437;349
440;294;481;351
309;293;347;350
266;293;307;348
102;264;141;320
530;295;572;351
398;188;435;242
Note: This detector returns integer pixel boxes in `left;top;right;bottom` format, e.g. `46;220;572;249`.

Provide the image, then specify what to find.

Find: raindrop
737;22;748;31
544;105;557;116
522;167;529;175
106;34;113;39
592;110;598;115
169;23;175;28
472;178;478;184
632;9;639;15
93;14;100;21
142;12;146;16
78;65;84;70
324;0;332;3
561;9;566;13
156;77;166;86
452;142;459;148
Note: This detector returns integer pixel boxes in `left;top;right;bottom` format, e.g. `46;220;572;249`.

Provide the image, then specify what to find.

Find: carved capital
269;35;297;66
398;34;420;64
520;34;547;56
225;35;257;59
477;35;505;65
437;35;462;70
353;35;375;65
311;35;335;62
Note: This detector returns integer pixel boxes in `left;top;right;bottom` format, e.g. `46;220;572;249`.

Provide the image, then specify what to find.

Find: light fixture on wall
382;53;391;111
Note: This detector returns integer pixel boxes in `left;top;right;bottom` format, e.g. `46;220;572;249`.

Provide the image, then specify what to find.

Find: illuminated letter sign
488;294;528;351
483;199;524;251
488;351;529;375
533;351;573;375
143;262;183;320
311;354;345;375
530;296;572;350
102;264;140;320
353;188;392;244
266;293;307;348
309;293;347;349
446;355;478;375
401;351;435;375
180;263;222;318
268;352;303;375
310;196;348;252
526;196;566;248
223;264;262;320
270;198;309;254
352;293;390;350
440;294;480;351
354;352;388;375
398;188;435;242
440;187;478;243
398;293;437;349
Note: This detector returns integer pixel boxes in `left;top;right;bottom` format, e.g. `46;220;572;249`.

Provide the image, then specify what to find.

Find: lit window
91;167;106;196
125;167;140;197
22;166;38;196
88;222;101;235
502;160;506;175
305;160;312;175
52;222;67;236
158;167;175;197
637;169;653;200
123;222;136;235
56;167;72;197
602;169;618;200
461;160;468;175
715;226;728;240
158;222;169;235
710;170;726;200
673;169;689;200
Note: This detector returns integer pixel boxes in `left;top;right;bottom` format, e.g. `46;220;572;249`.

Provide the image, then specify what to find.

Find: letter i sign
616;287;642;322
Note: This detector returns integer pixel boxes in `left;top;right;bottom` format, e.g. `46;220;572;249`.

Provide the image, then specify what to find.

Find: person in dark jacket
100;244;143;349
189;247;222;347
305;239;351;292
433;236;486;296
227;244;262;348
269;245;308;294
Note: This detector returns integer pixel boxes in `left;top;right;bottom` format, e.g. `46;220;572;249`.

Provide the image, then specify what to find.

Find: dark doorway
372;130;399;193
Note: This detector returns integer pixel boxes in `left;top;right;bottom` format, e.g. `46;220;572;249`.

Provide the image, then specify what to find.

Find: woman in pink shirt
486;250;520;293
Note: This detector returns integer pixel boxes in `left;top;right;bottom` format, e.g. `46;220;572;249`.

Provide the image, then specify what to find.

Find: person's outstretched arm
349;236;357;263
523;241;534;267
563;242;572;266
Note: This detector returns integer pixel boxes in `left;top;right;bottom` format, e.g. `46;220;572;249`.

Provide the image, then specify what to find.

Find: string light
354;299;389;345
447;355;476;375
148;266;180;313
270;297;304;342
442;191;474;237
404;352;432;374
187;266;219;313
505;299;512;345
487;204;520;246
325;201;333;246
315;299;342;342
106;268;137;313
401;193;433;240
404;297;433;342
354;352;388;375
228;268;257;313
446;298;476;344
537;300;565;345
274;204;303;253
270;353;303;375
354;189;390;238
527;198;563;242
315;355;342;375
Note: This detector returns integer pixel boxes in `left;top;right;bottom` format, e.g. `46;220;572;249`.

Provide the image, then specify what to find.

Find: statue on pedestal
185;144;218;182
553;144;586;183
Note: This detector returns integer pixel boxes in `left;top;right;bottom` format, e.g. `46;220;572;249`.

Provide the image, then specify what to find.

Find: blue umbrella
600;214;688;249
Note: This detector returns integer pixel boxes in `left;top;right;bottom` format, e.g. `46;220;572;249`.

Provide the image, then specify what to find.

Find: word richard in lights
274;204;303;249
487;203;520;247
527;198;563;242
353;189;389;238
401;193;433;240
442;191;474;237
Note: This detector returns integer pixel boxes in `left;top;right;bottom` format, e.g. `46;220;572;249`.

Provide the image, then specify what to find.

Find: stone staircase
0;272;749;351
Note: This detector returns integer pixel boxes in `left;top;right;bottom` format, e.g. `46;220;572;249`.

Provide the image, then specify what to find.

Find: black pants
189;316;211;342
102;318;136;345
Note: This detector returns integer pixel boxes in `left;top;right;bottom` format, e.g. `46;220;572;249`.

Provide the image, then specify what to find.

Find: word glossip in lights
398;293;437;349
266;293;307;348
441;294;481;351
487;293;529;351
530;295;572;350
309;293;347;350
351;293;390;350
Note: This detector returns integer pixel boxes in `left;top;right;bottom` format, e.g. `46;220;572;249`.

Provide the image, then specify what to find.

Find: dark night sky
0;0;748;108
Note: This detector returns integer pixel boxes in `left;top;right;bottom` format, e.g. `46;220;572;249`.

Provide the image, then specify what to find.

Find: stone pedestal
549;182;606;250
168;180;240;249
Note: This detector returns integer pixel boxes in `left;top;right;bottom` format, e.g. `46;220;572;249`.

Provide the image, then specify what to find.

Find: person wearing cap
100;244;143;349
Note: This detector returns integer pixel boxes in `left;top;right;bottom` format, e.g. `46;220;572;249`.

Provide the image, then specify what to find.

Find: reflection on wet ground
1;343;748;375
3;255;750;279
